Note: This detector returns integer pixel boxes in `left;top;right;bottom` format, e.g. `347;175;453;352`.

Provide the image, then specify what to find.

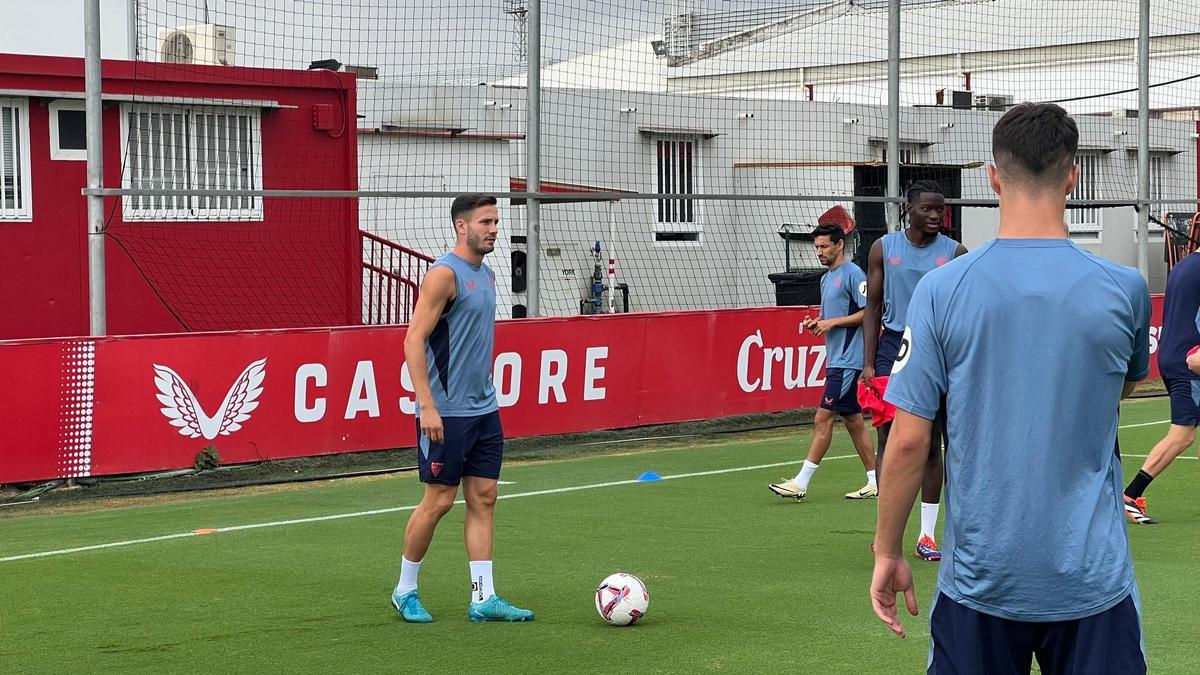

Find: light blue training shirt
880;231;961;332
820;261;868;371
423;252;499;417
885;238;1150;622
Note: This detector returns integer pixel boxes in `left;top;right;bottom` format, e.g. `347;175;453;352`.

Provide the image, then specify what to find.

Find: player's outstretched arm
403;266;456;444
954;243;968;258
871;409;932;638
861;240;885;385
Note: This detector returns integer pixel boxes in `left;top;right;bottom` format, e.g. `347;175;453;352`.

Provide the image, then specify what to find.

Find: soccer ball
595;572;649;626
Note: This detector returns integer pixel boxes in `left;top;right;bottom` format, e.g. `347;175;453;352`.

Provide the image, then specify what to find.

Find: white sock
867;470;877;489
920;502;940;540
470;560;495;603
793;460;820;490
395;556;420;595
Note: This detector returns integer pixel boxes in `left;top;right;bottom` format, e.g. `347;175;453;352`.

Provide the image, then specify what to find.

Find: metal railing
360;230;434;325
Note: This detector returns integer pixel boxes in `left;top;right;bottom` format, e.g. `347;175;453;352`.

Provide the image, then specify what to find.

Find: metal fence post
1136;0;1151;280
887;0;901;231
127;0;138;60
85;0;107;335
525;0;542;316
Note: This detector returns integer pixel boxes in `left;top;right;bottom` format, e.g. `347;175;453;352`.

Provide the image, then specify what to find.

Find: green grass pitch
1;396;1197;673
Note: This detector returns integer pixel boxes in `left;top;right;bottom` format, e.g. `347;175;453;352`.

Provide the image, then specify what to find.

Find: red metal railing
360;231;435;324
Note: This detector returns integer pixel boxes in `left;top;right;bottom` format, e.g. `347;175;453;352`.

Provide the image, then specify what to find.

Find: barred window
656;137;696;224
122;104;262;221
1068;151;1101;233
0;98;32;221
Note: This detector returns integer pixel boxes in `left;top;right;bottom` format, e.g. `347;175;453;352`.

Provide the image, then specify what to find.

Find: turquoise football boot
468;595;535;622
390;589;433;623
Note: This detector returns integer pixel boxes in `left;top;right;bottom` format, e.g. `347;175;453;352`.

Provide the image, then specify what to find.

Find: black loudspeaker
512;304;527;318
511;250;527;293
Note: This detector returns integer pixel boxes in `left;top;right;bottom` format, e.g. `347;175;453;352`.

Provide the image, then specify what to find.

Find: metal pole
607;201;616;314
525;0;542;316
1136;0;1151;280
886;0;901;231
127;0;138;60
85;0;107;335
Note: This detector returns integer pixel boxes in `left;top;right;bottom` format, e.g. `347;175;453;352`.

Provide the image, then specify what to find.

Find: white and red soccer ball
595;572;649;626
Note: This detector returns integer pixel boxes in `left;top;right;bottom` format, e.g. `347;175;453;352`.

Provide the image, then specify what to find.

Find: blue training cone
637;471;663;482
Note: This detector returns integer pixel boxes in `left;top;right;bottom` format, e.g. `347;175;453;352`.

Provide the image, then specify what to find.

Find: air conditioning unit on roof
157;24;235;66
973;94;1013;112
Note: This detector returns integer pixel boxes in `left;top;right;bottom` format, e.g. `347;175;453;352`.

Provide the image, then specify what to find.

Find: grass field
2;396;1197;673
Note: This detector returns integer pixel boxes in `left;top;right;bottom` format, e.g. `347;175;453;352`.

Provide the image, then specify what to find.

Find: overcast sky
2;0;134;59
1;1;800;79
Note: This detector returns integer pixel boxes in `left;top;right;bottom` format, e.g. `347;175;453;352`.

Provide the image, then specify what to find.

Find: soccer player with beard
390;194;534;624
769;223;878;502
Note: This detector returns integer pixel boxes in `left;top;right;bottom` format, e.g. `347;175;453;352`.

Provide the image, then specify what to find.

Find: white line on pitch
0;455;856;564
1119;419;1171;429
0;414;1174;563
0;532;202;561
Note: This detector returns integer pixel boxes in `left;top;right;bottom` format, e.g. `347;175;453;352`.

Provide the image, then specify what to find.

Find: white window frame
1068;151;1102;235
1146;153;1182;232
0;97;34;221
120;103;264;221
652;135;702;245
881;144;919;165
49;99;88;161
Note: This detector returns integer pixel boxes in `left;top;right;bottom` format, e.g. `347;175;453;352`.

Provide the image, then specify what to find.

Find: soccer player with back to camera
390;194;534;624
872;103;1150;673
768;223;878;502
1122;247;1200;525
861;180;968;562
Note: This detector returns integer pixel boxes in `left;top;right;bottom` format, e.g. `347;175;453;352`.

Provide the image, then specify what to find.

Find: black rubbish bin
767;270;825;306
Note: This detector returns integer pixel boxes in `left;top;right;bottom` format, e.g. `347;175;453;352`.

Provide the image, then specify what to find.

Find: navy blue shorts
821;368;862;415
928;592;1145;675
875;327;905;375
416;410;504;486
1163;376;1200;426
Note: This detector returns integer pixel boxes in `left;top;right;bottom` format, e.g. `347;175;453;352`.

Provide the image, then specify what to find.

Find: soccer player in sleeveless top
390;194;534;624
861;181;968;562
769;223;878;502
872;104;1150;673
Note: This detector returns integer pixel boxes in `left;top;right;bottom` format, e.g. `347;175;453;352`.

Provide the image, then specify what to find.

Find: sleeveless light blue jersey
885;238;1150;622
423;253;498;417
820;261;868;370
881;231;960;332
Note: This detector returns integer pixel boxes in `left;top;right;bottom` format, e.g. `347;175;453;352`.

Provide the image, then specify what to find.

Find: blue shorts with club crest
416;410;504;486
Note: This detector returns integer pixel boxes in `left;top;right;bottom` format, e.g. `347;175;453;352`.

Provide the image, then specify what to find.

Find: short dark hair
450;193;498;223
906;179;944;204
811;222;845;244
992;103;1078;187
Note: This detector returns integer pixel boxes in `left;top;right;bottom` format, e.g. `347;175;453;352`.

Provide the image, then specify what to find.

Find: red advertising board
0;298;1168;484
0;307;830;483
